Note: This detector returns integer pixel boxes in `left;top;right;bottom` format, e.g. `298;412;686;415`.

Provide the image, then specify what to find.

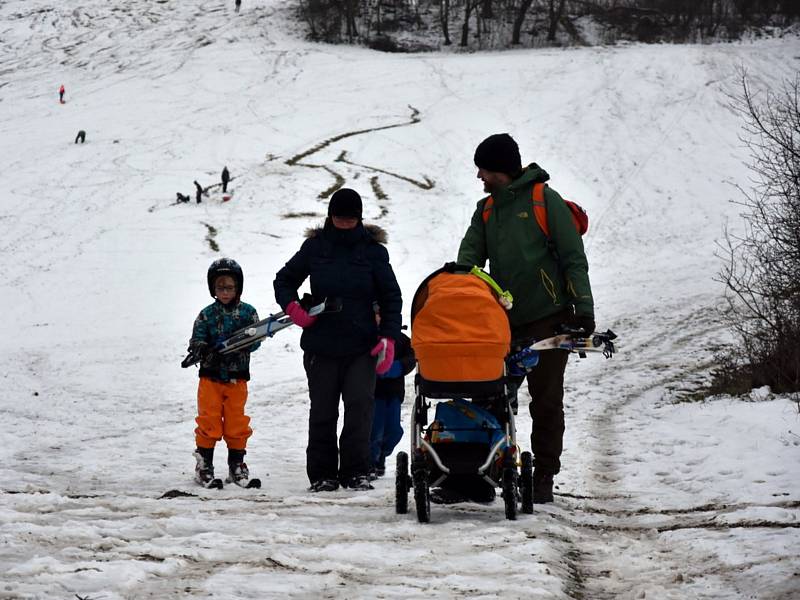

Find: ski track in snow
1;1;799;599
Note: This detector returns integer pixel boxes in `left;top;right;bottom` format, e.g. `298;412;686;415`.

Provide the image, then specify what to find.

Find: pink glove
370;337;395;375
285;300;317;328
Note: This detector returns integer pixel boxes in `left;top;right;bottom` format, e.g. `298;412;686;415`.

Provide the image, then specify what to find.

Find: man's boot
533;470;554;504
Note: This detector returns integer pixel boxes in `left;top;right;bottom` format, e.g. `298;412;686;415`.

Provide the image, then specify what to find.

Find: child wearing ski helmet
188;258;261;488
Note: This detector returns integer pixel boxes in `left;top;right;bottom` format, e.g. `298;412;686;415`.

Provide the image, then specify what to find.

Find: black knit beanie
328;188;362;219
474;133;522;176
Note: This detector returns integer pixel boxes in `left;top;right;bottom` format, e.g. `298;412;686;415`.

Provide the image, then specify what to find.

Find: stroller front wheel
412;454;431;523
502;467;518;520
414;475;431;523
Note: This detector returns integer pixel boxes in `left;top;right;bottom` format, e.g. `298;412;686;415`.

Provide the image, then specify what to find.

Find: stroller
395;263;534;522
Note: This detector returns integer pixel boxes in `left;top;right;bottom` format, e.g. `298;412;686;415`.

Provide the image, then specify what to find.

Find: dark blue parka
274;221;402;357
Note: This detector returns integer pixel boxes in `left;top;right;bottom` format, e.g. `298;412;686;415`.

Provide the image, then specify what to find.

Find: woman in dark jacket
274;188;402;492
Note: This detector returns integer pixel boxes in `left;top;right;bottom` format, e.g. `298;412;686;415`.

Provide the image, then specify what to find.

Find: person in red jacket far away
59;84;65;104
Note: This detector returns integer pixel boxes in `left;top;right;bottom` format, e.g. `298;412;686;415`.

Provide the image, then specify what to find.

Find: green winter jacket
457;163;593;327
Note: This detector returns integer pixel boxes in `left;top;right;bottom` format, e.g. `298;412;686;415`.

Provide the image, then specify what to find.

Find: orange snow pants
195;377;252;450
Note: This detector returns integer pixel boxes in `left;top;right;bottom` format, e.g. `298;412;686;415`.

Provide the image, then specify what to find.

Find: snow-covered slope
0;1;798;598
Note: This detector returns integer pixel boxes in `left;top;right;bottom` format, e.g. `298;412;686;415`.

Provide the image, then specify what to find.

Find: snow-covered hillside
0;1;798;598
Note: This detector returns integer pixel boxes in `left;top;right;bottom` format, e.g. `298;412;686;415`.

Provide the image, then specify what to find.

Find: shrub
714;71;800;399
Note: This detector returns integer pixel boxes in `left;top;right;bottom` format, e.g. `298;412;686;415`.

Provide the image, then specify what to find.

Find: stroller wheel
411;455;430;523
414;474;431;523
502;467;518;520
395;452;410;514
520;451;534;514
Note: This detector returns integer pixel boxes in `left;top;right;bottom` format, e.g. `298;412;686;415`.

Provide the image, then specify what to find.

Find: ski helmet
207;258;244;298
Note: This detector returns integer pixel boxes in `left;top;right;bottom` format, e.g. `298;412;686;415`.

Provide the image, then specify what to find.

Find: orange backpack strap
481;196;495;224
531;183;550;237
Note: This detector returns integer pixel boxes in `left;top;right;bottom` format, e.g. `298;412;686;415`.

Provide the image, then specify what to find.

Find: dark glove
190;341;211;360
574;315;596;335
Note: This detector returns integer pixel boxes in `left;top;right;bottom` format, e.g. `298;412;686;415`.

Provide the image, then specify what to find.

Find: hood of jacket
304;220;388;244
507;162;550;193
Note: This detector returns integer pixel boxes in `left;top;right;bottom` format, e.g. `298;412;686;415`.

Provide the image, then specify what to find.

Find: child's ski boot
227;449;261;488
194;448;223;489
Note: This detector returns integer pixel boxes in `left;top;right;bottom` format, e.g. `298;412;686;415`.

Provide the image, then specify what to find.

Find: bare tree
298;0;800;49
715;71;800;397
546;0;566;41
512;0;535;45
460;0;482;46
440;0;452;45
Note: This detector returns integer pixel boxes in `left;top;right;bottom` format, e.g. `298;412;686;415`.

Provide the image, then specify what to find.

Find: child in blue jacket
370;329;415;477
189;258;261;487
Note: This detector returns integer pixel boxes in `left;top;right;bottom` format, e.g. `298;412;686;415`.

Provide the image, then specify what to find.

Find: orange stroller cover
411;266;510;383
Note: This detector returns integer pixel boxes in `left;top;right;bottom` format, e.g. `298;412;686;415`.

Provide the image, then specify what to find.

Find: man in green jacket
457;133;595;503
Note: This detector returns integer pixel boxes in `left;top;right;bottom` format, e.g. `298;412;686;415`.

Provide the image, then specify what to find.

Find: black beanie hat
474;133;522;176
328;188;362;219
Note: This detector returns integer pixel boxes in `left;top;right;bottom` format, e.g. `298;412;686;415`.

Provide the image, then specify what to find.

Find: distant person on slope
273;188;402;493
74;130;85;144
187;258;262;488
194;180;203;204
456;133;595;504
221;166;230;193
59;84;65;104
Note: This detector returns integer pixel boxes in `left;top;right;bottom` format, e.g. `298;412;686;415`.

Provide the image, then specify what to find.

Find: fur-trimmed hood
304;221;388;244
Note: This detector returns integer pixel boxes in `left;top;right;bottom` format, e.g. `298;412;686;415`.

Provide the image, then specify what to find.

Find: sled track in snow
284;105;434;218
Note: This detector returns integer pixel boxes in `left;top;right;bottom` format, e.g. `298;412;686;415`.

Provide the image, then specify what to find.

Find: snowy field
1;1;799;598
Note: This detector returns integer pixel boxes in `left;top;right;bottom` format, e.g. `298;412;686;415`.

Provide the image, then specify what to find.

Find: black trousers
512;311;571;476
303;351;375;483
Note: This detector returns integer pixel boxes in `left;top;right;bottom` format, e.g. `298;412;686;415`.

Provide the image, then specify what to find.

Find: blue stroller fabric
428;398;506;448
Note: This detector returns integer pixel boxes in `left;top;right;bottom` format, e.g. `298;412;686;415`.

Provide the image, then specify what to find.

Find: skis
228;476;261;489
531;329;617;358
199;477;224;489
181;296;342;368
506;329;617;379
195;476;261;489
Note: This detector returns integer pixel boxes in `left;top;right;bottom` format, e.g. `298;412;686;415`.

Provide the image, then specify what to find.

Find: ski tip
207;478;224;489
247;478;262;489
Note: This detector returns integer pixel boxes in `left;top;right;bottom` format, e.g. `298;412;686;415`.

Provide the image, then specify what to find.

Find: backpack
481;182;588;237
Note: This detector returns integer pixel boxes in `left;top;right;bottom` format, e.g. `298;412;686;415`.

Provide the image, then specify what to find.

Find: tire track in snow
0;488;566;599
551;298;800;598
